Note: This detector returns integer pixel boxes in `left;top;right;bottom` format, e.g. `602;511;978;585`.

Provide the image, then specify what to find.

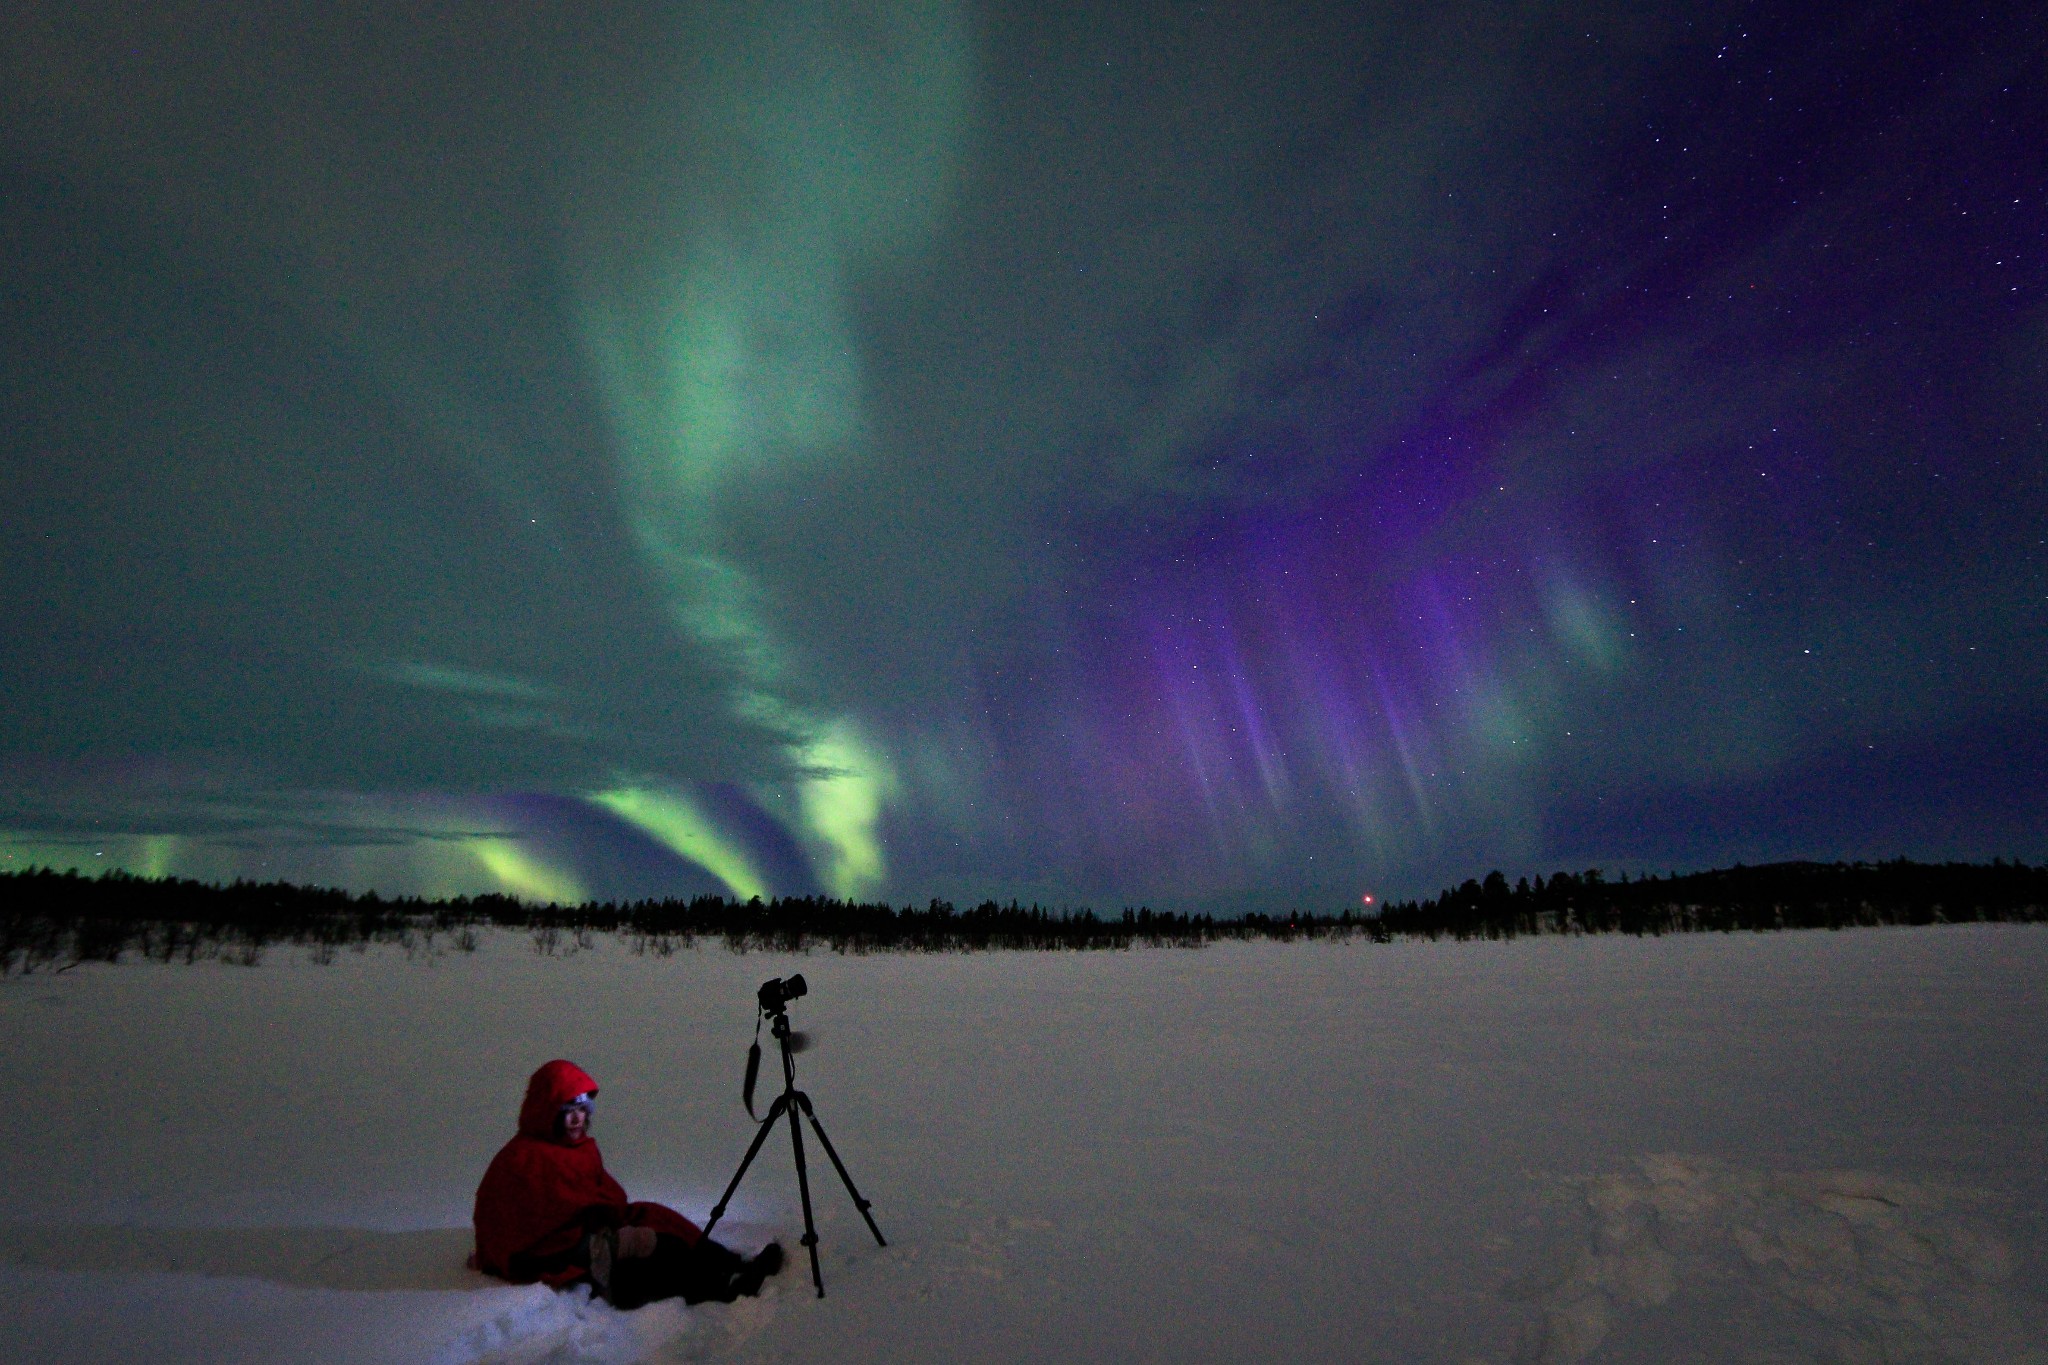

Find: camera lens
782;973;808;1001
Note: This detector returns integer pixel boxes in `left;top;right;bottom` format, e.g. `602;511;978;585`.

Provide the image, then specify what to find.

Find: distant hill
1;859;2043;973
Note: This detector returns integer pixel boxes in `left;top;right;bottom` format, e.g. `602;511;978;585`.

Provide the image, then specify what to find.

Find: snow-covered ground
2;926;2043;1363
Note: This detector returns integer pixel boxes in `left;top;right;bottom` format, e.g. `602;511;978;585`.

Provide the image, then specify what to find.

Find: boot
734;1242;785;1297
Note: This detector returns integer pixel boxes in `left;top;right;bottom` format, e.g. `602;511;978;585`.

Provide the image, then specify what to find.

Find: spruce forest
2;859;2043;975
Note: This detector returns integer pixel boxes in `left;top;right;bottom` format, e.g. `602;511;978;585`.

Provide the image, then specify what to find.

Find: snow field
1;925;2043;1362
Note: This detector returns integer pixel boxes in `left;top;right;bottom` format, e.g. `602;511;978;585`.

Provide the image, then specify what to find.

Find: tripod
701;994;885;1297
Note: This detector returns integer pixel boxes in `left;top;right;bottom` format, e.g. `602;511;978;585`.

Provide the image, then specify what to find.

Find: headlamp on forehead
560;1092;595;1115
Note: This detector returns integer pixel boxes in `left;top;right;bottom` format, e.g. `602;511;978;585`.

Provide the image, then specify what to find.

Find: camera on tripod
757;973;807;1015
709;972;885;1297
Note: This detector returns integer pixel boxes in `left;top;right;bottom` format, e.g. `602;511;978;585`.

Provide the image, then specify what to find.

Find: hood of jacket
517;1059;600;1142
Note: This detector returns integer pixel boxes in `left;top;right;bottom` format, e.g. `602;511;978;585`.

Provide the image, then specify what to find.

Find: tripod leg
794;1094;887;1247
785;1089;826;1296
702;1095;787;1240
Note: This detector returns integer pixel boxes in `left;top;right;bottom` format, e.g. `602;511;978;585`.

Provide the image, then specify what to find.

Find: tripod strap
743;1012;764;1118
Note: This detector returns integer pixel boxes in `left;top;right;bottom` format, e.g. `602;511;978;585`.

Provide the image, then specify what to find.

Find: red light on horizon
1361;893;1375;905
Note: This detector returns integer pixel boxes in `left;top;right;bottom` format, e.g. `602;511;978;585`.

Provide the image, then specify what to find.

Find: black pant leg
678;1236;745;1304
606;1234;742;1310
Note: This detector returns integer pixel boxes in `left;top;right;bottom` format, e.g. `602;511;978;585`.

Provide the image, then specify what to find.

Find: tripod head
744;975;809;1116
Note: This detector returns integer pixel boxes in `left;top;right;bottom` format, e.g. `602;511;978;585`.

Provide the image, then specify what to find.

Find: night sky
3;1;2043;911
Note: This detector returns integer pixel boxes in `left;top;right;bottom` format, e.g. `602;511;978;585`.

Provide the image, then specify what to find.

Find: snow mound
431;1283;691;1365
1514;1154;2043;1364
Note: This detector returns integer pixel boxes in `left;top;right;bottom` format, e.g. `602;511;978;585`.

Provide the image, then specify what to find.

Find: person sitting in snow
472;1059;782;1308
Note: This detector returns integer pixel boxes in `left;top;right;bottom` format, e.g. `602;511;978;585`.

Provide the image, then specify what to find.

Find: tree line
0;857;2042;974
1375;858;2048;938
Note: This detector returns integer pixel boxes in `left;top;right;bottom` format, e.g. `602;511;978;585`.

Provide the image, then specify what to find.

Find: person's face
559;1095;592;1143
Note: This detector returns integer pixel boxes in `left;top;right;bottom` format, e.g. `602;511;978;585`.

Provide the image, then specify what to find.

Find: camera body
758;973;807;1014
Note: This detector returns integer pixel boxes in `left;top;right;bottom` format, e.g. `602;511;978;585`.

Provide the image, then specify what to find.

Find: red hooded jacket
472;1060;702;1286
